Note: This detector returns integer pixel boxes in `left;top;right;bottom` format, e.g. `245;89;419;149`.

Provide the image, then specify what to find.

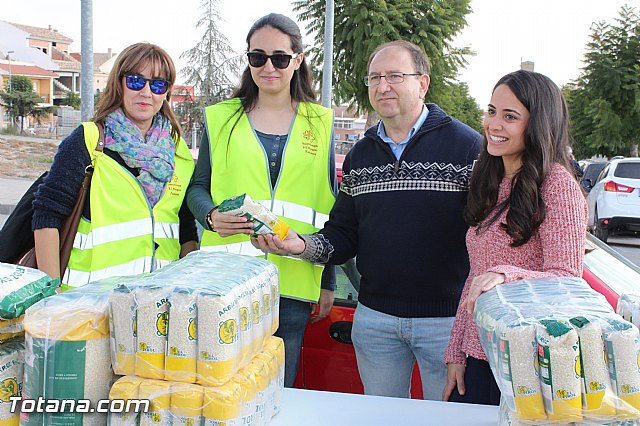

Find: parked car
579;160;608;193
336;154;345;184
295;234;640;396
586;157;640;243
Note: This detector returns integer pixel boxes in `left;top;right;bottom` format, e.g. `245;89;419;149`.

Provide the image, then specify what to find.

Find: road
606;236;640;268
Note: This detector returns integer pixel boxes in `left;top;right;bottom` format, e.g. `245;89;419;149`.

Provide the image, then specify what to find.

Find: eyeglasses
124;74;170;95
246;51;300;69
363;73;422;87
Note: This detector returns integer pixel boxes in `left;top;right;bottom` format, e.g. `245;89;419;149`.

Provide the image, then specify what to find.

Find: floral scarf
104;108;175;207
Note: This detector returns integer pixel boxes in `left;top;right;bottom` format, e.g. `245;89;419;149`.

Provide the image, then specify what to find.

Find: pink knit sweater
444;164;588;365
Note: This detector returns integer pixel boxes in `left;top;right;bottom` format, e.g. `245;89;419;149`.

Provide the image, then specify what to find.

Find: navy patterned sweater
303;104;482;318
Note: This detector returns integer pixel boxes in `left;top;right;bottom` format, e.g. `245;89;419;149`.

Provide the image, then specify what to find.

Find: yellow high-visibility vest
63;121;194;289
201;99;335;303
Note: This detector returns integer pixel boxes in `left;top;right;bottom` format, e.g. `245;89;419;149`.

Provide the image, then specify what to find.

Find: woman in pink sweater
442;70;588;405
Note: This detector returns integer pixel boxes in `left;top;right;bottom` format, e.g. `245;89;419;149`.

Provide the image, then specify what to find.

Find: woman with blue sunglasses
32;42;197;288
187;13;337;387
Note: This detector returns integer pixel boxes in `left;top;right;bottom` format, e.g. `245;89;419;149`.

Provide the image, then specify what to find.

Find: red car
294;234;640;396
336;154;345;184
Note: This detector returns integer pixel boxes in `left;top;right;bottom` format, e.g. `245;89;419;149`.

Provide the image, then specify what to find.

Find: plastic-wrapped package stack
475;277;640;425
108;251;280;385
107;336;284;426
106;251;283;425
21;278;125;426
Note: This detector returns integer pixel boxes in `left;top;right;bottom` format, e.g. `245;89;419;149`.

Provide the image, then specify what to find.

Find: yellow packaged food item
135;286;169;380
138;379;171;426
202;381;243;425
108;375;144;426
109;285;137;375
165;289;198;382
171;383;203;426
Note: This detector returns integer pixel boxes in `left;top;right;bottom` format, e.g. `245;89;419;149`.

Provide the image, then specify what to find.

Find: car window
583;163;607;182
596;164;610;182
613;162;640;179
335;259;359;305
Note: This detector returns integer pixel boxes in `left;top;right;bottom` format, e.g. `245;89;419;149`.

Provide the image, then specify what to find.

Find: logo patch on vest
302;130;318;156
167;173;182;196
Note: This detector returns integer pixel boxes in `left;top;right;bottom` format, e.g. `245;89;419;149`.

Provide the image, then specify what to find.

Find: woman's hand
311;289;334;323
209;209;254;238
250;228;306;256
442;363;466;401
465;272;506;314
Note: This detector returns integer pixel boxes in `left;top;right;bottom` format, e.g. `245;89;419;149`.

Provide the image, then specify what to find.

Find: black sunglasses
246;52;300;69
124;74;170;95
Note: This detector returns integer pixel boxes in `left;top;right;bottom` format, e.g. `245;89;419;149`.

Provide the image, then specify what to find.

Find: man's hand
442;363;466;401
465;272;505;314
250;228;306;256
311;289;334;323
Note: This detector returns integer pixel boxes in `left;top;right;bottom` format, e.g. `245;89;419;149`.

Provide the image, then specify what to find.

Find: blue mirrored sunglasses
124;74;170;95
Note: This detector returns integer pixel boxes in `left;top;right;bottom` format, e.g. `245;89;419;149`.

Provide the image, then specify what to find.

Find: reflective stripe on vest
202;100;335;303
64;122;194;288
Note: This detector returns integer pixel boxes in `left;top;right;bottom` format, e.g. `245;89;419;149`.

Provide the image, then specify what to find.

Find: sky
2;0;632;108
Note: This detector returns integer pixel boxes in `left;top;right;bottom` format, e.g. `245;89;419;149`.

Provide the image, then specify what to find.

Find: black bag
0;172;48;263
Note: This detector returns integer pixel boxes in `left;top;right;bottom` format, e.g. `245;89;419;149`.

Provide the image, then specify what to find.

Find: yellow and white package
109;280;138;376
170;382;203;426
217;194;290;240
135;286;170;380
570;316;616;418
536;319;582;422
475;277;637;425
107;375;144;426
166;288;198;382
138;380;171;426
604;318;640;418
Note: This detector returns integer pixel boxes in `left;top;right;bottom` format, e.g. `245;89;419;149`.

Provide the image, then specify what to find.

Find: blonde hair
93;42;181;141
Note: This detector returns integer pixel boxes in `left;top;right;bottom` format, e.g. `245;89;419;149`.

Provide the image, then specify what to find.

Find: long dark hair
232;13;316;111
93;42;181;141
464;70;572;247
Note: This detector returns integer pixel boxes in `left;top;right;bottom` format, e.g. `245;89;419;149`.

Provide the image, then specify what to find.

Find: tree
294;0;475;115
179;0;242;131
59;91;81;109
437;81;483;133
567;5;640;158
0;75;52;133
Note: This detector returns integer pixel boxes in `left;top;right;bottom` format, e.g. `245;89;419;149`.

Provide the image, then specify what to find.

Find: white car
586;157;640;243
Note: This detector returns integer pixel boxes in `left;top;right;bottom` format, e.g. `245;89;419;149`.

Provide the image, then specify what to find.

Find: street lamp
6;50;14;127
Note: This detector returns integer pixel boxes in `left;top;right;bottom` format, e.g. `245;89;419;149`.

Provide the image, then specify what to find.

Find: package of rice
22;281;115;426
170;382;203;426
109;283;137;375
202;380;243;426
165;288;198;382
231;365;259;426
536;319;583;423
249;353;272;424
108;375;144;426
0;263;58;319
604;319;640;418
0;338;24;425
217;194;290;240
495;321;546;423
135;286;170;380
0;317;24;344
197;288;242;387
570;316;616;420
262;336;284;414
138;379;171;426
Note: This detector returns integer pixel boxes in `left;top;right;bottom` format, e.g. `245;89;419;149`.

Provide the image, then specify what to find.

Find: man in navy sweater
253;40;482;400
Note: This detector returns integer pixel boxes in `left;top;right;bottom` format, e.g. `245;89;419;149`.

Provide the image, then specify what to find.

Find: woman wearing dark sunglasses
187;13;337;387
32;42;197;288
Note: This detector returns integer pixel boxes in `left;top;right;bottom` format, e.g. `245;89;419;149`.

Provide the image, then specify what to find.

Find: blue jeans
274;297;311;387
351;303;454;400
